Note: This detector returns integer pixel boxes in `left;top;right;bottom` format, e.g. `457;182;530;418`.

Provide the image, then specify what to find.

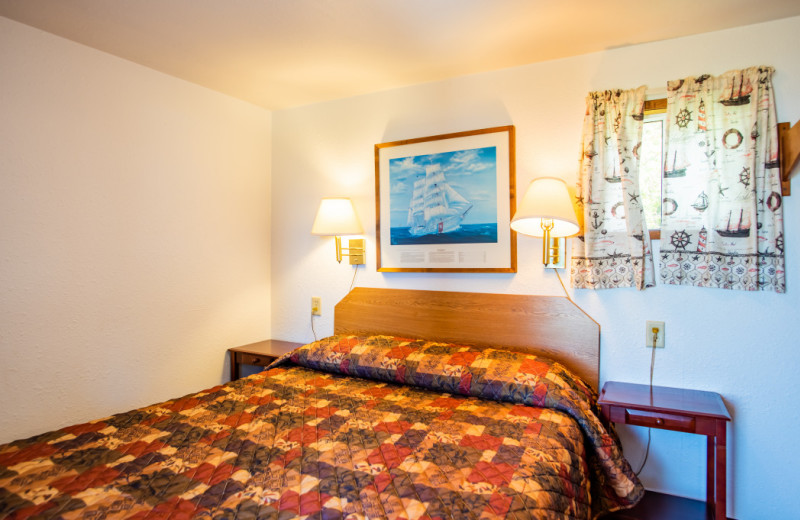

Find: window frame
643;98;667;240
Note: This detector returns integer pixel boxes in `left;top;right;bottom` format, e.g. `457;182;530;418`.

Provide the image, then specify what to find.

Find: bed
0;288;643;519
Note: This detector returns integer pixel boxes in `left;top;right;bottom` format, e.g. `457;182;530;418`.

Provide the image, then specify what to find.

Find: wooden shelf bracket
779;120;800;196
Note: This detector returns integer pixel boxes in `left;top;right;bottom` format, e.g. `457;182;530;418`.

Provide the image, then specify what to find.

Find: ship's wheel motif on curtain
570;87;655;290
659;66;785;292
670;230;691;250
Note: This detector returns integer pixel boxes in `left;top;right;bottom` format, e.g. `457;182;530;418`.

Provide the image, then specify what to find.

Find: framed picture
375;125;516;272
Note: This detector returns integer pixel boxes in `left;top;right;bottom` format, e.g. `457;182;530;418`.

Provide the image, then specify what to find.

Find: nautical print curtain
571;87;655;289
660;66;785;292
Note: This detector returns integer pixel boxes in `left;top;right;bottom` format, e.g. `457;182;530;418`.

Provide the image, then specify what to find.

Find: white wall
0;18;272;443
271;17;800;519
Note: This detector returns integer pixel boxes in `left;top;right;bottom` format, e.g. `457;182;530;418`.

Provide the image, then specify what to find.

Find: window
639;98;666;239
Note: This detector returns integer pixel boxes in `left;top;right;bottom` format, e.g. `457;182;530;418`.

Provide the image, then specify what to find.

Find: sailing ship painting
389;146;498;245
406;164;472;236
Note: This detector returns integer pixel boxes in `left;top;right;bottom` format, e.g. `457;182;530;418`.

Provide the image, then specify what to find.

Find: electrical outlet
646;320;665;348
311;296;321;316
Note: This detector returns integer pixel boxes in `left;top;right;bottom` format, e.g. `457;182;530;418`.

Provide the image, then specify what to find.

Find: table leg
715;420;727;520
706;422;727;520
707;435;714;519
230;351;239;381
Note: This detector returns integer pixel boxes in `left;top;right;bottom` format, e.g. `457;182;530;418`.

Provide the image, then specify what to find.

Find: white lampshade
511;177;579;237
311;198;364;236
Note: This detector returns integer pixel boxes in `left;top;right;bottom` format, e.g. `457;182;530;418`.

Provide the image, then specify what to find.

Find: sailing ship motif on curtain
718;73;752;106
692;191;709;212
659;66;784;292
716;208;750;238
664;150;688;178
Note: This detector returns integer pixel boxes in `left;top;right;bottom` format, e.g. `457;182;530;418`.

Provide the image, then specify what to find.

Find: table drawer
625;408;696;432
238;352;277;367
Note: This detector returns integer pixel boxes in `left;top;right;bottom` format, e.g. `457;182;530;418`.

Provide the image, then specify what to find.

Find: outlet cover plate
311;296;321;316
646;320;665;348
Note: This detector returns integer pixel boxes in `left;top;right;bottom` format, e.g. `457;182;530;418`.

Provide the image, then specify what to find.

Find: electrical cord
555;269;596;324
555;269;570;298
310;311;318;342
635;428;652;476
649;332;657;388
349;264;359;292
557;268;656;476
310;264;359;343
635;328;658;476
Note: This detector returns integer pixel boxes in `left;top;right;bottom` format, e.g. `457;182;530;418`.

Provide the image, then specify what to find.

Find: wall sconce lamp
311;198;365;265
510;177;579;268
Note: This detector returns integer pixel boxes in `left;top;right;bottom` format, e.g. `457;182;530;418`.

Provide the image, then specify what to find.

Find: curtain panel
660;66;785;292
571;87;655;289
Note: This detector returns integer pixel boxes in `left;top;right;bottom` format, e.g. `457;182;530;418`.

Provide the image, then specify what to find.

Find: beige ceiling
2;0;799;110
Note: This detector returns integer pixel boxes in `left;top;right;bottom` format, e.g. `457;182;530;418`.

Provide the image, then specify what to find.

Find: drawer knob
656;418;664;425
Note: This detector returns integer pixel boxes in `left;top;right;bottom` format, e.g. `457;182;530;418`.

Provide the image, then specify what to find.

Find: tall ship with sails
407;164;472;236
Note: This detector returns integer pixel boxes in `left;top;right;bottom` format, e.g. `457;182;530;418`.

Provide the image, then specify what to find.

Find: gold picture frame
375;125;516;273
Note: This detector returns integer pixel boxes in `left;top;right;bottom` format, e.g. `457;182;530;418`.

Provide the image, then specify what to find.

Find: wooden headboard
334;287;600;389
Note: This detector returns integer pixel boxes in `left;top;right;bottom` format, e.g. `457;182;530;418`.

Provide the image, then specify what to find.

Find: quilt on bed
0;336;642;519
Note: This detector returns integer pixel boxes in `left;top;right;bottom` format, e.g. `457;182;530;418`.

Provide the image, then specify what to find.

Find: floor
603;491;730;520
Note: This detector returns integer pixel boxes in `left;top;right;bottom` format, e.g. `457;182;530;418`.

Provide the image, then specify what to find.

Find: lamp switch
311;297;321;316
646;320;665;348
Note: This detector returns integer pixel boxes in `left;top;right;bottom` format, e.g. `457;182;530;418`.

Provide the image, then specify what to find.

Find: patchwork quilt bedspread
0;336;642;519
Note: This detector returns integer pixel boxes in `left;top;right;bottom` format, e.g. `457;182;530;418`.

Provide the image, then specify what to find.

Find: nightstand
598;381;731;520
228;339;303;381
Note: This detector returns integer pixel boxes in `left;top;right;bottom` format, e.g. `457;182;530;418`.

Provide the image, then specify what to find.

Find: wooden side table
598;381;731;520
228;339;304;380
